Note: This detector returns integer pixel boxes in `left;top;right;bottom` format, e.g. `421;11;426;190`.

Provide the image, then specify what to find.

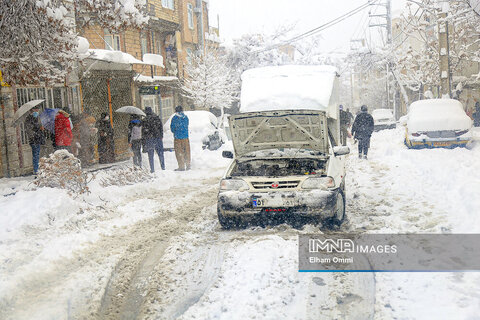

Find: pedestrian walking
97;112;115;164
170;106;191;171
24;106;45;174
128;117;143;167
473;102;480;127
351;105;374;159
142;107;165;172
339;105;350;145
54;108;73;152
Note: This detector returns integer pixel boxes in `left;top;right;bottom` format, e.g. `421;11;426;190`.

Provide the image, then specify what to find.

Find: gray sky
208;0;407;53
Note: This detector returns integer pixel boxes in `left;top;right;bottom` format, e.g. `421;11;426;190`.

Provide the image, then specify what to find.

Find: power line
251;0;380;54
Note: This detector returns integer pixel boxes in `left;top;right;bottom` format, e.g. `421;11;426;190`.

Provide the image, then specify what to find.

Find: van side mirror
333;146;350;156
222;151;234;159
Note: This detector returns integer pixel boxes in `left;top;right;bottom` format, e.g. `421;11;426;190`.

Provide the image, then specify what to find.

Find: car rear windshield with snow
407;99;472;133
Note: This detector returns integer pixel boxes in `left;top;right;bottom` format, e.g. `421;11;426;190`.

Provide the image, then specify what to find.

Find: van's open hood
229;110;329;158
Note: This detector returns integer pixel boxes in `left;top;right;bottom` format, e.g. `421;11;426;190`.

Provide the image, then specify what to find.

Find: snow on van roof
407;99;472;132
239;65;338;113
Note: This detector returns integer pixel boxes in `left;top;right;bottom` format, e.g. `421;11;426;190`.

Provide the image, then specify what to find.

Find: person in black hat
142;107;165;172
351;105;374;159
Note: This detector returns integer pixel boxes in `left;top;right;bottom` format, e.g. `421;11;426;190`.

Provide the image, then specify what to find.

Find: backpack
131;125;142;141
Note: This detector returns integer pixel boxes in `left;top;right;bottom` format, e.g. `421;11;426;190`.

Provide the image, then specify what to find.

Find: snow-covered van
404;99;473;149
372;108;396;131
217;65;349;228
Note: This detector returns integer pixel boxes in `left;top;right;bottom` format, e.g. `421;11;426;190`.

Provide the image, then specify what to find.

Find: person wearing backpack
128;116;142;167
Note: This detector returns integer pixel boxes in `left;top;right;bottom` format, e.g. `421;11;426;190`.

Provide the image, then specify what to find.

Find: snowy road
1;128;480;319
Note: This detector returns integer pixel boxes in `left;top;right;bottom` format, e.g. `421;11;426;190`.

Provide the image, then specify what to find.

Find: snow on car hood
229;110;329;158
407;99;472;133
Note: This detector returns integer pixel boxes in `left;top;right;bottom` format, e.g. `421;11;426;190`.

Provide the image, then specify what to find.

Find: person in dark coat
142;107;165;172
351;105;374;159
24;106;44;174
97;112;115;164
339;105;350;146
473;102;480;127
128;116;143;167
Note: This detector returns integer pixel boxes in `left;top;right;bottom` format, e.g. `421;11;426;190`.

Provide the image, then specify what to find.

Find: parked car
372;108;396;131
217;65;349;229
403;99;473;149
163;110;225;151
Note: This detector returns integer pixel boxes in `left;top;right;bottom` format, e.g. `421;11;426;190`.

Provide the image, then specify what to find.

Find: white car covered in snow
372;108;396;131
217;65;349;229
163;110;224;151
404;99;473;149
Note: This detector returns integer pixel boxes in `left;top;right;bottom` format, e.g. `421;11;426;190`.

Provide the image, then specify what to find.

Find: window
186;48;193;64
161;0;174;10
141;36;148;56
149;3;156;16
142;95;158;115
105;34;121;51
161;96;174;123
187;3;194;29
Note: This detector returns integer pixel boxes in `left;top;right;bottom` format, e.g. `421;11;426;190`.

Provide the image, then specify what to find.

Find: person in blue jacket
170;106;191;171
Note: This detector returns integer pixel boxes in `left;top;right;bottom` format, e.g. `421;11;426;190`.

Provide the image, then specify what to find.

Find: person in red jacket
54;109;73;152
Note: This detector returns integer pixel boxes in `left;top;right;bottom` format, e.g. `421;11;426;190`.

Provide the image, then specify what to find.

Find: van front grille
251;180;300;189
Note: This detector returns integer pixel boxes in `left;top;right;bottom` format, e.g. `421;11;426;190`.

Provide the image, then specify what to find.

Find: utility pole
437;1;451;97
369;0;392;109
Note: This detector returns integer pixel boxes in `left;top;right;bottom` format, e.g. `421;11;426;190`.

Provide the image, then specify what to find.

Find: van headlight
220;179;249;191
302;176;335;190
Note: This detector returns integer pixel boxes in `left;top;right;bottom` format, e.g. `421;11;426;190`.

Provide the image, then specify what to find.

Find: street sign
139;86;160;95
470;0;480;15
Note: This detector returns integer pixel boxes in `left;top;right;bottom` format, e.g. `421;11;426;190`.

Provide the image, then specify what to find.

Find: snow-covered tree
0;0;149;86
393;0;480;94
75;0;149;32
0;0;77;86
182;48;238;124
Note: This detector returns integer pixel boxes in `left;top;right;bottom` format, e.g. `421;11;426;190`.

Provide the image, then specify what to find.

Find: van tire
217;205;243;229
328;190;346;227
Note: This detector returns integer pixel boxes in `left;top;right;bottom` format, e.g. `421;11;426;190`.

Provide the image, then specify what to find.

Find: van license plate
253;198;296;207
433;142;450;147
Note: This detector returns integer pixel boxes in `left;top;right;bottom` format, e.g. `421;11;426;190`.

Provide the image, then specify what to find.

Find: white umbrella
13;99;45;125
115;106;146;116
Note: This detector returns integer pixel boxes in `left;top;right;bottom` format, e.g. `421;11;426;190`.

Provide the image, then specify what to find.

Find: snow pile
33;150;90;195
134;75;178;83
407;99;472;132
142;53;165;67
84;49;143;64
98;165;152;187
76;36;89;54
240;65;337;113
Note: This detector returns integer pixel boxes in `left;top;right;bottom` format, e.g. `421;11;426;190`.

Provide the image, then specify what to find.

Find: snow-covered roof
134;75;179;83
82;49;144;64
142;54;164;68
240;65;338;113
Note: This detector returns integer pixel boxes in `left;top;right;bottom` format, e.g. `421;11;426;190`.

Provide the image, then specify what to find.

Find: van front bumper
217;189;339;218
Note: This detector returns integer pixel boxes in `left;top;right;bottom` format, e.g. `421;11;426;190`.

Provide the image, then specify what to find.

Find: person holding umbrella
97;112;115;164
24;106;45;174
